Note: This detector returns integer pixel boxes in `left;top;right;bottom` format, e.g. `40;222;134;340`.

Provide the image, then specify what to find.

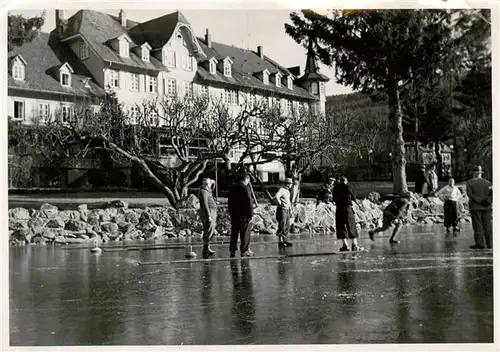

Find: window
287;77;293;90
182;55;193;71
248;94;255;107
223;62;231;77
165;78;177;96
12;62;25;81
164;51;176;68
38;103;50;121
198;85;208;97
129;105;140;123
61;72;71;87
148;76;157;93
61;105;73;123
224;89;238;105
209;61;216;74
119;40;129;57
130;73;139;91
263;72;269;85
142;48;150;62
311;82;319;95
108;70;119;88
320;82;325;95
183;81;193;98
80;43;89;60
287;100;293;114
13;101;24;120
276;74;282;88
149;111;159;126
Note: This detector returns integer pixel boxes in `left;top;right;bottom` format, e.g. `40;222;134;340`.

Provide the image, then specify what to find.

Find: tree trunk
387;79;409;195
107;142;177;205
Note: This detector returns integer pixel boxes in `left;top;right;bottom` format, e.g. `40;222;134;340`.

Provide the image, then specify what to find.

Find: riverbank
8;193;471;246
8;181;460;210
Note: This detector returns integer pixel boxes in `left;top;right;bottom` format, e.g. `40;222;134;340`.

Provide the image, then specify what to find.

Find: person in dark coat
317;177;336;205
368;194;411;244
332;176;364;252
198;177;217;256
228;171;255;257
466;166;493;249
414;165;427;195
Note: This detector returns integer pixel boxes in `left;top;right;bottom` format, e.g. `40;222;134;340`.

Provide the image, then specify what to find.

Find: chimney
205;28;212;48
257;46;264;59
55;10;65;35
119;10;126;27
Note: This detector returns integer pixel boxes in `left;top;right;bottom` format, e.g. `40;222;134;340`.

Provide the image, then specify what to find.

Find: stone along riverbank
8;193;472;246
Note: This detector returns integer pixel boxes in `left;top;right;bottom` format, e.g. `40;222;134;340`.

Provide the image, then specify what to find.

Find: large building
7;9;330;185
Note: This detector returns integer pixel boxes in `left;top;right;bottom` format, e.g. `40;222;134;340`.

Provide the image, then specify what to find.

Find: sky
9;9;355;96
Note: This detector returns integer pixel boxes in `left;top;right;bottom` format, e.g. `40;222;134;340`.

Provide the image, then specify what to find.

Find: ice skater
333;176;364;252
274;178;294;248
369;194;411;244
435;177;462;233
228;171;255;257
198;177;217;257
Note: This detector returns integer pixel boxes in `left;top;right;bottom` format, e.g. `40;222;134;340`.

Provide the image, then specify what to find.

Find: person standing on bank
466;166;493;250
228;171;255;257
369;194;411;244
317;177;336;205
436;177;462;233
274;178;294;248
426;164;438;196
290;176;301;208
199;178;217;257
415;165;427;195
332;176;364;252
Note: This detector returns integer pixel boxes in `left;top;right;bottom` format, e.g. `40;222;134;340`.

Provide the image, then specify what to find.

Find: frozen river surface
9;225;493;345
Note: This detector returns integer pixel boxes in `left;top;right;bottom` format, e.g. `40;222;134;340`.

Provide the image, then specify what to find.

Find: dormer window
218;57;233;78
275;73;283;88
208;57;218;75
80;42;89;60
287;76;293;90
58;62;74;88
119;40;129;57
263;71;269;85
61;73;71;86
224;62;231;76
11;55;27;81
140;42;152;62
113;34;132;58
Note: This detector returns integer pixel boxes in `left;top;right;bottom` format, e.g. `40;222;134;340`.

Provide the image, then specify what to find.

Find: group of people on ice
197;165;492;258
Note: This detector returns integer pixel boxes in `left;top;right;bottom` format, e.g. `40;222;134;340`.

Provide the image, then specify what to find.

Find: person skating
198;177;217;257
466;166;492;250
228;171;255;257
274;178;294;248
368;193;411;244
435;177;462;233
332;176;364;252
316;177;336;205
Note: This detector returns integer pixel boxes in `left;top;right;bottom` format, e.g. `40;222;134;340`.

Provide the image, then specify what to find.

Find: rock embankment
8;193;471;246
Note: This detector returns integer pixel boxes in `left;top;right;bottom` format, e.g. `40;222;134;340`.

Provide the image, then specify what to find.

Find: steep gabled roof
196;38;316;100
7;31;104;97
60;10;166;72
128;11;190;48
